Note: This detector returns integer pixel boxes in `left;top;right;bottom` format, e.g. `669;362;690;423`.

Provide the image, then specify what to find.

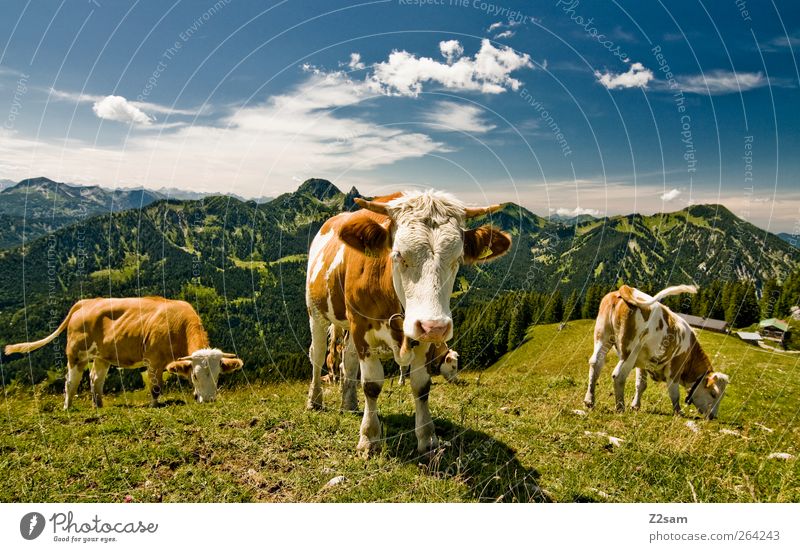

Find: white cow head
166;348;243;403
687;371;729;419
339;190;511;343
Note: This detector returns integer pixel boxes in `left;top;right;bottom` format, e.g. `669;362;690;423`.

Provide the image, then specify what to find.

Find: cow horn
465;204;502;219
222;352;238;358
354;197;390;216
177;356;193;361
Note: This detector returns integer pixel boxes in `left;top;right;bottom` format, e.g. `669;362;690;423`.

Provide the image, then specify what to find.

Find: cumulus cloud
92;95;153;125
347;53;365;70
675;70;767;95
368;39;532;97
50;88;199;117
660;188;682;201
595;62;654;89
439;40;464;64
425;102;495;133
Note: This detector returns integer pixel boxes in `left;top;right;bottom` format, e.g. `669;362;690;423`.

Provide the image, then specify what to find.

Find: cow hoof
417;435;440;455
357;438;382;458
340;401;358;414
630;403;640;411
584;398;594;409
93;399;103;408
306;399;323;411
615;405;625;413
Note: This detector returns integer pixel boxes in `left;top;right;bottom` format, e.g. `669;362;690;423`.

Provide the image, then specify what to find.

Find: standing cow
4;297;243;408
305;190;511;454
584;284;729;419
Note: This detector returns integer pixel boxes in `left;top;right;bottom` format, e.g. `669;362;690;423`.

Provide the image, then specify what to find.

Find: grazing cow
326;328;459;386
3;297;243;408
584;285;729;419
399;343;460;385
305;190;511;454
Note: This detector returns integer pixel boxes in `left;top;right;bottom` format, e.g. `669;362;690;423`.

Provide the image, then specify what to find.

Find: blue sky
0;0;798;231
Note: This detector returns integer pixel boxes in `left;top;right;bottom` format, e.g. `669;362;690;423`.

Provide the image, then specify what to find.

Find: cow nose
416;320;452;341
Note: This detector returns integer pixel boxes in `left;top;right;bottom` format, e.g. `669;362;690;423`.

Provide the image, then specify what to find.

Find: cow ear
220;357;244;373
463;225;511;264
166;359;193;377
339;217;390;257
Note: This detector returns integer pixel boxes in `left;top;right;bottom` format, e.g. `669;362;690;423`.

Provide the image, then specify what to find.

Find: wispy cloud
0;70;445;195
595;62;654;89
553;206;601;217
424;101;495;134
673;70;768;95
48;88;201;117
759;32;800;52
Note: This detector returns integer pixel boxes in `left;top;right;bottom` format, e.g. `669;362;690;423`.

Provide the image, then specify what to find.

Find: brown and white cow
305;190;510;454
4;297;243;408
584;284;729;419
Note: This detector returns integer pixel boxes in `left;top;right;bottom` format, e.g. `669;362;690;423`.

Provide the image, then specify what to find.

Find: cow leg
667;380;682;415
612;342;641;412
90;359;110;408
584;340;608;408
409;346;438;453
148;364;164;407
306;318;328;410
340;333;359;412
631;368;647;410
357;355;383;456
398;365;409;385
64;360;86;410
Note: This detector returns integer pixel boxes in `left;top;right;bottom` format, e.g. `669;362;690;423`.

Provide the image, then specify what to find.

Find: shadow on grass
381;413;550;503
112;398;187;409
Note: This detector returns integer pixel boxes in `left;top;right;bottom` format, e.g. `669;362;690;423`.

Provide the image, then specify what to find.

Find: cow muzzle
414;319;452;342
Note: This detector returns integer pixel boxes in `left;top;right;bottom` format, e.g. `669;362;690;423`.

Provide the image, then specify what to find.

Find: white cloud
675;70;767;95
660;188;682;201
439;40;464;64
494;30;515;40
368;39;533;97
347;53;365;70
0;70;445;196
92;95;153;125
487;22;504;32
50;88;199;117
554;206;601;217
595;62;654;89
425;101;495;133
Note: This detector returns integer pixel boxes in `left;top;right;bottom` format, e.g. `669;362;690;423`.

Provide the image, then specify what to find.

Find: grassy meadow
1;320;798;502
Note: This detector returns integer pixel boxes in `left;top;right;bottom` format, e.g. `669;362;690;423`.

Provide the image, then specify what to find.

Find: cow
3;297;243;409
325;328;460;385
583;284;729;419
305;190;511;455
398;343;460;385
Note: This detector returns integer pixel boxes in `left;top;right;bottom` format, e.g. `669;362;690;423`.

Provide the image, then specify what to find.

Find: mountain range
0;177;270;248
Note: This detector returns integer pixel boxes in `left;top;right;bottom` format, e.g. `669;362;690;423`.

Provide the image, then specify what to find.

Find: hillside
1;320;796;502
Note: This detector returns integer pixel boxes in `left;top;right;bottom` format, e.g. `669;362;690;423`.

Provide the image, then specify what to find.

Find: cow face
341;191;511;343
439;350;459;382
166;348;243;403
688;372;729;419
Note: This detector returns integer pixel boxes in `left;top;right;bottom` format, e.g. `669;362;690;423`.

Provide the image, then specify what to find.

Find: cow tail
3;302;81;355
620;284;697;307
